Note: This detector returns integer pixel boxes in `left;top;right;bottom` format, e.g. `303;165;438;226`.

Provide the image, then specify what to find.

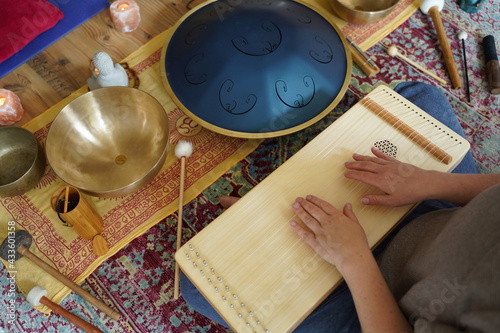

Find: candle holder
0;89;24;126
110;0;141;33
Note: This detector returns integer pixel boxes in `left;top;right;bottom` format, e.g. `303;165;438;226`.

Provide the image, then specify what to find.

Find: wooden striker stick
17;245;122;320
361;97;452;165
350;44;380;77
347;37;380;77
386;45;447;85
174;156;186;300
39;296;104;333
428;6;462;89
63;186;69;213
173;141;192;300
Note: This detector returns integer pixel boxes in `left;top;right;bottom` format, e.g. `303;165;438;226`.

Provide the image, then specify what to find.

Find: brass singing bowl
330;0;400;25
46;87;170;197
0;127;46;197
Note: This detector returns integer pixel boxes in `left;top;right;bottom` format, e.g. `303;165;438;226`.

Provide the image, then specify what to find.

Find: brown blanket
380;185;500;332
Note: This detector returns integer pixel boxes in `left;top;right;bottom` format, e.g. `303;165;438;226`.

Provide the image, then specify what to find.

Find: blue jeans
180;82;478;332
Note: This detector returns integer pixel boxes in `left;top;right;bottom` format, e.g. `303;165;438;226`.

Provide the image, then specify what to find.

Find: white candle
110;0;141;33
0;89;24;126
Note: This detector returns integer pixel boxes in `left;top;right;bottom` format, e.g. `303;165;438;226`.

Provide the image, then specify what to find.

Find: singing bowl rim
330;0;401;25
45;87;170;197
0;126;46;197
160;0;351;139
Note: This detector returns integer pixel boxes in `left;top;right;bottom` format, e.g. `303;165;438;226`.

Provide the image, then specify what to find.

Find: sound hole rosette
160;0;351;138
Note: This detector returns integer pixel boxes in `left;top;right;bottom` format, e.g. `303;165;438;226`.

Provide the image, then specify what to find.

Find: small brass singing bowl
0;127;46;197
46;87;170;197
330;0;400;25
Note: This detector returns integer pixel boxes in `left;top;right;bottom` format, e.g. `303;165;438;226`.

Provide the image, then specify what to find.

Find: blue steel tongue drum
176;85;470;333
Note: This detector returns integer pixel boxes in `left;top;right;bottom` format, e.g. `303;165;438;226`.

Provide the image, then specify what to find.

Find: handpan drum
161;0;351;138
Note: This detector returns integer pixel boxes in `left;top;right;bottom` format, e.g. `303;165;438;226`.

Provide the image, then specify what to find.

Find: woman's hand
344;147;433;207
290;195;370;273
291;195;413;333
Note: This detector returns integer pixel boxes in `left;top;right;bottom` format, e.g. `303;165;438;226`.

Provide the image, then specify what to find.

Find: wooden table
0;0;202;126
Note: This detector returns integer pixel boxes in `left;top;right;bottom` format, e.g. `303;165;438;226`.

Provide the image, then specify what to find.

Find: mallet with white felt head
27;285;104;333
386;44;447;84
420;0;462;89
173;140;193;300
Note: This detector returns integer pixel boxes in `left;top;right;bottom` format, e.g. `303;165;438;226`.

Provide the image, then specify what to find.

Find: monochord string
237;109;418;298
195;92;446;290
198;152;366;307
369;88;464;157
201;121;363;255
207;87;454;272
206;113;382;274
360;96;453;165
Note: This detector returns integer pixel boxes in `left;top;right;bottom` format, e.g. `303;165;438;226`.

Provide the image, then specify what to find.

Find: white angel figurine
87;52;129;90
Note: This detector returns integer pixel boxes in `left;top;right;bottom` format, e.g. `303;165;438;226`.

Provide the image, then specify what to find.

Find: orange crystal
0;89;24;126
110;0;141;33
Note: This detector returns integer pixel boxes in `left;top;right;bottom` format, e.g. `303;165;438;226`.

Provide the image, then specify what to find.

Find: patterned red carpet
1;0;498;332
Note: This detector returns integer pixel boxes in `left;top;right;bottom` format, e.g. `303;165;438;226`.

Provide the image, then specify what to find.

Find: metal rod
346;37;377;68
461;39;471;102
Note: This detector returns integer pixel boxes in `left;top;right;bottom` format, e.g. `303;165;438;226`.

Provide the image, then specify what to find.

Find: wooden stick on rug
174;140;193;300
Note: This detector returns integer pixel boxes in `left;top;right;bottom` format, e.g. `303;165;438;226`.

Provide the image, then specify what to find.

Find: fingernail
361;197;370;205
290;221;297;227
345;203;352;210
353;153;360;158
306;195;312;200
293;202;300;209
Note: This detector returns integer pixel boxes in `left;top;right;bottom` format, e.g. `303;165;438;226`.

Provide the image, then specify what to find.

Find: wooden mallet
173;140;193;300
0;230;121;320
386;44;447;84
420;0;462;89
27;285;104;333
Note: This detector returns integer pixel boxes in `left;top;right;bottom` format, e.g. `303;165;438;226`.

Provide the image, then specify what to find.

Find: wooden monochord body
176;85;470;332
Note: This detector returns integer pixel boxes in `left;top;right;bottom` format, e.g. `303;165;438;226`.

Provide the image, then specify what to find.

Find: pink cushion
0;0;64;63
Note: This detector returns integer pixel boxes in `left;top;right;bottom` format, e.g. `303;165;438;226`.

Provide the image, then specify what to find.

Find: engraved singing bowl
161;0;351;138
0;127;46;197
45;87;170;197
330;0;400;25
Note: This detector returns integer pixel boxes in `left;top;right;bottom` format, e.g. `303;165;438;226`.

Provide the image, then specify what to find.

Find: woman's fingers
342;203;358;222
292;198;323;233
371;147;396;161
290;221;316;243
348;148;396;167
344;169;385;189
345;160;384;173
305;195;339;216
294;195;340;220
